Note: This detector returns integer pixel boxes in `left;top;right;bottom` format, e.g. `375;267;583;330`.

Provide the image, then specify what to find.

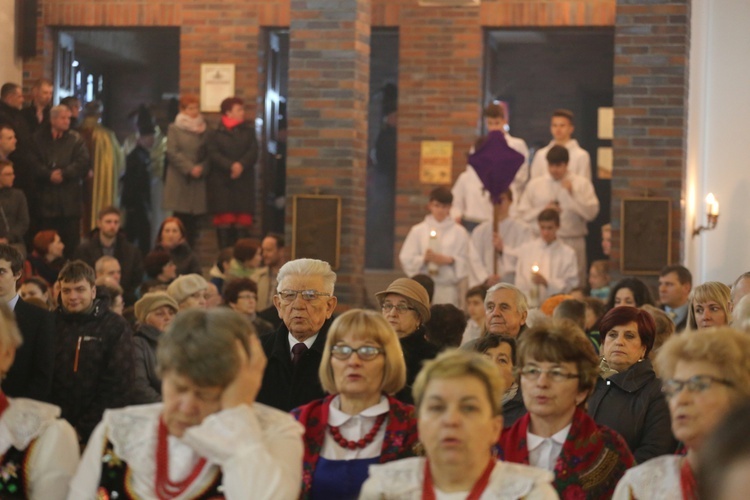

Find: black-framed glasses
517;366;580;382
331;345;384;361
381;302;415;314
662;375;735;399
277;289;331;304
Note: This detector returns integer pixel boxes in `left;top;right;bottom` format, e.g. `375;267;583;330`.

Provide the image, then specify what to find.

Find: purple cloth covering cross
468;130;525;203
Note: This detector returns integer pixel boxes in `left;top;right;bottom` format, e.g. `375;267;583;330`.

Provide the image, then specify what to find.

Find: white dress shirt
527;423;572;472
288;332;318;360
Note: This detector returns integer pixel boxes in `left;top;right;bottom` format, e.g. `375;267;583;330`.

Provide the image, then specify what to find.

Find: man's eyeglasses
277;290;331;304
381;303;415;314
517;366;580;382
662;375;734;399
331;345;384;361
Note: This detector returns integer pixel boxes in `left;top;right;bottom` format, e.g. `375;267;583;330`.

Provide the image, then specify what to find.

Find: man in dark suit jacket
0;245;55;401
256;258;337;412
658;265;692;333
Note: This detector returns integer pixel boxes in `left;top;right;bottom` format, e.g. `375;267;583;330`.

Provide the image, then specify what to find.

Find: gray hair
95;255;119;274
157;308;256;387
50;104;70;120
276;258;336;295
486;282;528;314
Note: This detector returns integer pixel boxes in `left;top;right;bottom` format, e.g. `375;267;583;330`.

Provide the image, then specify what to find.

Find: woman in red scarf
207;97;259;249
292;309;417;499
360;349;557;499
614;327;750;499
499;320;635;499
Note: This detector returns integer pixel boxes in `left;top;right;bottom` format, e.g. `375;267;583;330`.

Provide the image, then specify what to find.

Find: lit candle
706;193;719;217
529;264;540;307
428;229;439;275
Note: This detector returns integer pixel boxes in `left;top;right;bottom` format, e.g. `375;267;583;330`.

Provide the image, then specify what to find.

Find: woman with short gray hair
68;308;305;499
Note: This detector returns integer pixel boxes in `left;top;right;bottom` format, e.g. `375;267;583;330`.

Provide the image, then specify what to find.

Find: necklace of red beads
155;417;207;500
328;413;387;450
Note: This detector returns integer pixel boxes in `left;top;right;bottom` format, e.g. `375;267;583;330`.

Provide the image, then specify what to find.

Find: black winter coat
131;324;162;404
256;318;332;412
74;230;144;306
50;294;135;445
587;358;677;463
31;125;90;218
154;241;201;277
396;326;440;404
206;121;258;214
0;102;34;195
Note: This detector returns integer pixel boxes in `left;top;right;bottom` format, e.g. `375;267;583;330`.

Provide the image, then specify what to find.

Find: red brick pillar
611;0;690;277
287;0;371;306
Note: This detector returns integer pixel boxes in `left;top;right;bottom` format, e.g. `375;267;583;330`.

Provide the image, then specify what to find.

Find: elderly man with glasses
256;258;338;412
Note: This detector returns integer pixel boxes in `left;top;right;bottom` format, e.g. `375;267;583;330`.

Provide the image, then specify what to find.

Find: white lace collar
0;398;61;454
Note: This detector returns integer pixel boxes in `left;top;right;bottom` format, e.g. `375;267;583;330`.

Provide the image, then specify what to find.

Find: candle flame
706;193;715;205
532;265;540;273
430;230;437;238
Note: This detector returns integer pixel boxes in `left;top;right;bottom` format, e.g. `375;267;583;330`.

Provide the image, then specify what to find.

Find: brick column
611;0;690;277
287;0;371;306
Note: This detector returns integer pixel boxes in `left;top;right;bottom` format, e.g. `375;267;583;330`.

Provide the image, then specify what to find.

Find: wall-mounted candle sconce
693;192;719;237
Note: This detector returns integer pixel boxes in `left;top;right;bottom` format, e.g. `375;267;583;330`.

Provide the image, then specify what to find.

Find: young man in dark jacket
50;260;134;445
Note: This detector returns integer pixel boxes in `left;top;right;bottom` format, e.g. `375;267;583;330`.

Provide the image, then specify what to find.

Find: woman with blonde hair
687;281;731;330
0;304;79;498
292;309;417;499
615;327;750;499
360;349;557;499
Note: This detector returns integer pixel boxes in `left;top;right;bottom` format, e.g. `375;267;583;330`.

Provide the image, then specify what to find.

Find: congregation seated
473;333;526;427
292;309;417;499
499;319;634;498
68;308;304;499
614;327;750;499
360;349;557;499
0;304;79;499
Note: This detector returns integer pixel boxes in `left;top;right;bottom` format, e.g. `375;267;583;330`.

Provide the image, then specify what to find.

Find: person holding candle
399;187;471;306
514;208;578;304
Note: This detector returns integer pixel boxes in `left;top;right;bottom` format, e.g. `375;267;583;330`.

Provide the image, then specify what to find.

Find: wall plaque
291;195;341;270
621;198;671;275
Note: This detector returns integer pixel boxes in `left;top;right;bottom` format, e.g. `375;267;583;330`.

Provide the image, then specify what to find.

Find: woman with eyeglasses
614;327;750;499
499;319;635;498
361;349;556;499
376;278;440;404
588;306;677;463
291;309;417;500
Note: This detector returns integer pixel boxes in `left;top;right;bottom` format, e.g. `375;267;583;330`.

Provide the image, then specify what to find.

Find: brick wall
287;0;371;306
611;0;690;278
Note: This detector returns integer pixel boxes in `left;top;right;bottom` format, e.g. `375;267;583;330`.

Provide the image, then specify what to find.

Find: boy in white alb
470;189;533;286
450;102;529;229
515;208;578;305
528;108;591;182
516;145;599;286
400;187;470;306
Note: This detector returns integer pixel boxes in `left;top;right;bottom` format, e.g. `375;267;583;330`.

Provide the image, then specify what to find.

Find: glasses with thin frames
277;289;331;304
381;302;415;314
517;365;580;382
331;345;384;361
662;375;735;399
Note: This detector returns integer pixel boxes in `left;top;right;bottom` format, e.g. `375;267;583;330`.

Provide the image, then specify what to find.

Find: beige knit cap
166;274;208;304
134;291;178;323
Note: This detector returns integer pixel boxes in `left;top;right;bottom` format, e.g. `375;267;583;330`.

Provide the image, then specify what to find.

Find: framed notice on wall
200;64;235;112
419;141;453;184
621;198;671;275
292;195;342;270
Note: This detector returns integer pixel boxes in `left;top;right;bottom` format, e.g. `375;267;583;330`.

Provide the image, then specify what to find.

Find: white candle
706;193;719;217
428;229;439;275
529;264;540;307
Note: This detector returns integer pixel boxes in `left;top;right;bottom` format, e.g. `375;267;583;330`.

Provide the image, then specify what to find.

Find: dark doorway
366;29;399;270
485;28;614;266
54;28;180;140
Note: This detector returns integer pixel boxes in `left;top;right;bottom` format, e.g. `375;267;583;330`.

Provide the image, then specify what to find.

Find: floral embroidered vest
0;443;35;499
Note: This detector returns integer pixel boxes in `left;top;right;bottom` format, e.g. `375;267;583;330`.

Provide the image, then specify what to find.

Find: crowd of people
3;81;750;499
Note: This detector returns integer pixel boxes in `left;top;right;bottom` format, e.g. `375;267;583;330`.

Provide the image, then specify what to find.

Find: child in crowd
461;285;488;345
399;187;470;306
589;259;611;301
